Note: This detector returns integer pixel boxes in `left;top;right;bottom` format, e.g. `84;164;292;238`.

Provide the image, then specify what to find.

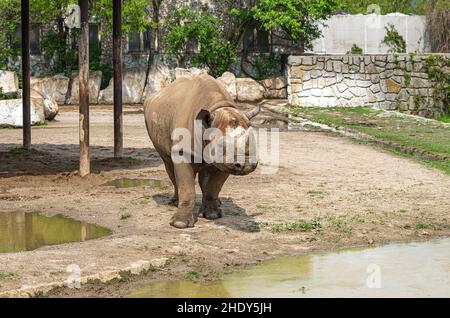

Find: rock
30;74;70;104
217;72;237;100
142;59;171;102
31;89;58;120
260;76;287;99
236;78;265;102
99;68;146;104
0;98;43;127
0;70;19;95
149;257;169;268
386;78;401;94
67;71;102;104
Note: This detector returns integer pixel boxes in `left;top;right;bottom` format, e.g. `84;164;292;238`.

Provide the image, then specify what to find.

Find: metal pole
21;0;30;150
113;0;123;158
78;0;90;176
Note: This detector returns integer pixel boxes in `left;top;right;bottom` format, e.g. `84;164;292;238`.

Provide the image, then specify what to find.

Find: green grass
9;147;29;156
184;269;202;280
289;106;450;174
0;271;18;280
437;114;450;123
268;217;322;233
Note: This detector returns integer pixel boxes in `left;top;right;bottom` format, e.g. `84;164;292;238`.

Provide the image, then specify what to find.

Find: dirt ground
0;104;449;297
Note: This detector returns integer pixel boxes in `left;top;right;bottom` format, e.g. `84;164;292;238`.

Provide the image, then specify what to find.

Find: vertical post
113;0;123;158
78;0;90;176
21;0;31;150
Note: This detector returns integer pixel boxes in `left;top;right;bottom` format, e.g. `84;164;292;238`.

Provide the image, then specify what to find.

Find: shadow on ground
0;143;162;177
152;193;261;233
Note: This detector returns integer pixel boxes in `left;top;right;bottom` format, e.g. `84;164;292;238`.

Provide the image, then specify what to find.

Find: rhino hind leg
163;159;179;206
199;169;229;220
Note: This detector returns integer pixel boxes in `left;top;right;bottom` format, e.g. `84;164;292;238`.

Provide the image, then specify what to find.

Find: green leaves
92;0;154;36
165;6;237;77
382;24;406;54
235;0;343;51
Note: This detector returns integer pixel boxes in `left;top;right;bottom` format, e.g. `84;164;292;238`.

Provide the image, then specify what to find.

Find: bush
382;23;406;53
165;7;237;77
347;44;363;54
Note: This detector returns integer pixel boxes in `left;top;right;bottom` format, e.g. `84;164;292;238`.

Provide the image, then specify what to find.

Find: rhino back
144;74;233;157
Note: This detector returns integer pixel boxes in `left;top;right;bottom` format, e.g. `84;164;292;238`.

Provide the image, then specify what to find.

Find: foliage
251;52;283;80
92;0;156;36
89;42;112;89
0;87;18;100
341;0;427;14
235;0;343;51
424;55;450;114
426;0;450;53
347;44;363;54
0;0;21;69
382;23;406;53
40;29;78;76
164;6;237;77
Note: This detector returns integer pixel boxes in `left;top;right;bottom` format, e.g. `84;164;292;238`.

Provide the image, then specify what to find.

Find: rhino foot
170;210;197;229
199;204;223;220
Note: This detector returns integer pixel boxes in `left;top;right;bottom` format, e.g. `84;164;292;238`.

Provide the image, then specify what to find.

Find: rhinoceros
144;74;260;229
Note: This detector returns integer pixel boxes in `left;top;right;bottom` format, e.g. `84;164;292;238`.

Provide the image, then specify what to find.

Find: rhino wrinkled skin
144;74;259;229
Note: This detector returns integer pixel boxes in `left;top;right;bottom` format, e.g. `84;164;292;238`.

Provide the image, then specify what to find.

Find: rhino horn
245;104;261;120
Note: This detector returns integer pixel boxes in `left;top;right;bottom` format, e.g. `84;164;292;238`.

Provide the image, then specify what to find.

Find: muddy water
128;238;450;298
103;178;162;188
0;212;111;253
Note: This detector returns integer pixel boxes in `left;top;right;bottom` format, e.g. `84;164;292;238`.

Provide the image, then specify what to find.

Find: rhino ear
197;108;212;127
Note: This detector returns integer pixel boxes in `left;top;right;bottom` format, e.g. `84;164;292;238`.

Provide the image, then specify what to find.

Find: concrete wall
310;14;428;54
287;54;449;118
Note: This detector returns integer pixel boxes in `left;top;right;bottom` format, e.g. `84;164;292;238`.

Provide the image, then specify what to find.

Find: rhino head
198;103;260;175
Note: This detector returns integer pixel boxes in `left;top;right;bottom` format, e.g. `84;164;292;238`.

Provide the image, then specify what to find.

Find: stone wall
287;54;449;118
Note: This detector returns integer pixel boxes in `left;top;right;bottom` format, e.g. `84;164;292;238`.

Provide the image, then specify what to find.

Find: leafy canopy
165;6;237;77
233;0;343;51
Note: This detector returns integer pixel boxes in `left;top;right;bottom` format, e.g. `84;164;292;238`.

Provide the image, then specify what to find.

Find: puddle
103;178;162;188
128;238;450;298
0;211;111;253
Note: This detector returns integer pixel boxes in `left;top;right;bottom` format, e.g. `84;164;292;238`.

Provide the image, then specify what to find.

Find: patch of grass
269;217;322;233
185;269;202;280
436;114;450;123
9;147;28;156
327;216;353;234
415;222;430;230
34;120;48;126
244;221;260;233
307;190;328;198
289;106;450;175
120;212;132;220
0;271;18;280
122;156;138;162
351;214;367;223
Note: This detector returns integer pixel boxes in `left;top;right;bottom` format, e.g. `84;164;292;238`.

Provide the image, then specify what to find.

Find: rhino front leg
199;169;229;220
170;163;197;229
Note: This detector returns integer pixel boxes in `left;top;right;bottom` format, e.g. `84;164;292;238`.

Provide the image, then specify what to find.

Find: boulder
236;78;265;102
0;70;19;95
99;68;146;104
260;76;287;99
217;72;237;100
30;74;70;104
142;59;171;102
173;67;207;80
31;89;58;120
0;98;44;127
67;71;102;104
